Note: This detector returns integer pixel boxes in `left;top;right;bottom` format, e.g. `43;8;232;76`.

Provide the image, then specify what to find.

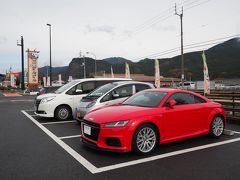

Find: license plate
83;124;91;135
76;112;81;118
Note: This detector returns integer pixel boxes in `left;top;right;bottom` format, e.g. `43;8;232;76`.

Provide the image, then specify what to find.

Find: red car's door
161;92;203;142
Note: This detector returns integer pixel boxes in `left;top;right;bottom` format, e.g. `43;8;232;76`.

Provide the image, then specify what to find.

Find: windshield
55;81;78;94
123;91;168;107
87;83;117;97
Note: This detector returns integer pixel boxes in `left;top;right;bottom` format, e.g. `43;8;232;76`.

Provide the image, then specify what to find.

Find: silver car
75;81;155;120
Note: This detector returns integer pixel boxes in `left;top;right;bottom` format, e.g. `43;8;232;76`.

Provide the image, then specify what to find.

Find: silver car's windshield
55;81;78;94
123;91;168;107
87;83;117;97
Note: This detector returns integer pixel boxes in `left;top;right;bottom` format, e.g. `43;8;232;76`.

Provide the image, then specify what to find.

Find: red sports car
80;89;226;154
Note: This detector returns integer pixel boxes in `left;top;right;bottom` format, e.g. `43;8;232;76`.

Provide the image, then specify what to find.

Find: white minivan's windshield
55;81;78;94
87;83;117;97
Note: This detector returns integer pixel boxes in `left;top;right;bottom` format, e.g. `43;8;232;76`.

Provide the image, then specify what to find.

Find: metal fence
193;90;240;121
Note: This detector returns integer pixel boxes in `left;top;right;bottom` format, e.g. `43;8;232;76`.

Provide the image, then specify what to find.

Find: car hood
37;93;58;100
84;104;155;124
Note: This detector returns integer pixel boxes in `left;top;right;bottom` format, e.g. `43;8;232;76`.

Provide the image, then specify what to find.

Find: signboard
27;49;39;84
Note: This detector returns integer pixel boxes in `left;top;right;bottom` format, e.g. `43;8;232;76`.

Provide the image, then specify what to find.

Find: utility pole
17;36;25;90
46;24;52;86
175;4;184;88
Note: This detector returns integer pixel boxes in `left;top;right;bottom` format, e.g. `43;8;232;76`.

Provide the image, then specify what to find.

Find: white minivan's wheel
55;105;71;121
209;115;224;138
132;124;158;155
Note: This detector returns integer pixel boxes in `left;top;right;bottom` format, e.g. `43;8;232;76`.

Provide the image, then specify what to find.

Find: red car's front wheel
132;124;158;155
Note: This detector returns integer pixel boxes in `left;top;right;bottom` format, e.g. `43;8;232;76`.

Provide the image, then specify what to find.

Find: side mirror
76;89;83;94
112;92;120;98
169;100;177;108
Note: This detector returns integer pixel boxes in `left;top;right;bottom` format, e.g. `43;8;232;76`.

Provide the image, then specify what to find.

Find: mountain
38;66;68;80
102;57;131;64
38;38;240;81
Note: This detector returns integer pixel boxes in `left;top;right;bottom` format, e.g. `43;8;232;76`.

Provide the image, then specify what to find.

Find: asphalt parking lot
1;96;240;180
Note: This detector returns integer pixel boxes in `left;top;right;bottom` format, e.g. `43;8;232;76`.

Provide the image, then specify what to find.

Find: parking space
22;110;240;174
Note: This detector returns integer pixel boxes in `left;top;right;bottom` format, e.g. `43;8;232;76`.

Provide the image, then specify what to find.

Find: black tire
55;105;72;121
132;124;158;155
209;115;224;138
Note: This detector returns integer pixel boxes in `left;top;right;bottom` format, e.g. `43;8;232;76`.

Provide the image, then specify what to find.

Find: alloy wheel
212;116;224;137
136;127;157;153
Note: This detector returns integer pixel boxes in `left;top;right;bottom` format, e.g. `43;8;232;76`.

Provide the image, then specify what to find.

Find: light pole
46;23;52;86
83;55;86;78
175;4;184;88
86;52;97;76
17;36;25;90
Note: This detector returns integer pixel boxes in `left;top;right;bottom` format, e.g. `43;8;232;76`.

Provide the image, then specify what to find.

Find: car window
123;91;168;107
77;81;95;94
135;84;151;93
55;81;78;94
194;95;206;103
165;92;195;106
114;85;133;98
101;85;133;102
88;83;117;97
66;86;76;95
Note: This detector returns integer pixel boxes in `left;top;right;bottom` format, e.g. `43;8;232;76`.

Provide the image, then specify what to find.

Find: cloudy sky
0;0;239;73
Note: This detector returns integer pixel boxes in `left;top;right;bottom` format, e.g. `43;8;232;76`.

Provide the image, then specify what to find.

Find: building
95;73;181;88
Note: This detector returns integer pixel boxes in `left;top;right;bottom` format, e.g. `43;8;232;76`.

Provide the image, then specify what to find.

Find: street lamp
82;55;86;78
46;23;52;86
86;52;97;76
17;36;25;90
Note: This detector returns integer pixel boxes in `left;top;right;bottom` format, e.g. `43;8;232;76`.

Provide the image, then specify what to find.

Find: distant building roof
95;73;181;82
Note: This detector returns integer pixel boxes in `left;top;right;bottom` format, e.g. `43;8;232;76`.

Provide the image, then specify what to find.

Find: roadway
1;96;240;180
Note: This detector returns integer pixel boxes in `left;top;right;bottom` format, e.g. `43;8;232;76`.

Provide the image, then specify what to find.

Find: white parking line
233;131;240;134
41;120;76;125
97;137;240;173
59;135;81;140
31;115;38;117
11;100;34;102
22;110;99;174
22;110;240;174
225;129;240;135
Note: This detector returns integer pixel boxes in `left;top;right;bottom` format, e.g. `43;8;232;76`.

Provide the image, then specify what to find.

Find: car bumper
35;103;55;118
80;123;132;152
75;107;89;120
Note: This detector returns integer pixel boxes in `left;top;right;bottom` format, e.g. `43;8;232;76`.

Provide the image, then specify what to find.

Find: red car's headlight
104;120;129;128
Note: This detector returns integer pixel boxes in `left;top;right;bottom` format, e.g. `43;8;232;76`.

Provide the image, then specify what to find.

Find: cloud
0;36;7;44
85;25;116;35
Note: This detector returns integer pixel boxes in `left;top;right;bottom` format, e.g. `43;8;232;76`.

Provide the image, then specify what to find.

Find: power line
131;33;240;61
127;0;207;36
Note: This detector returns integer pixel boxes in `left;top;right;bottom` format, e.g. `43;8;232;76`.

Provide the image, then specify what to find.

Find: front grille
82;120;100;141
35;99;41;111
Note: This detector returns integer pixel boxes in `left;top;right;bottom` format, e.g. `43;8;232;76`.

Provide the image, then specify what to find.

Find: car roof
111;81;153;86
144;88;208;100
71;78;132;83
144;88;201;94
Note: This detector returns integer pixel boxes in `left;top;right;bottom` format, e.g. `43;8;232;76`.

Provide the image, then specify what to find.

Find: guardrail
193;90;240;121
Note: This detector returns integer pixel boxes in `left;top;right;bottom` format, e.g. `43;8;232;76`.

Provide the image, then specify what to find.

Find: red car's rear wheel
209;115;224;138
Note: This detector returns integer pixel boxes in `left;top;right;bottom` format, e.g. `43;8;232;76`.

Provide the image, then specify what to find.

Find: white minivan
34;78;131;120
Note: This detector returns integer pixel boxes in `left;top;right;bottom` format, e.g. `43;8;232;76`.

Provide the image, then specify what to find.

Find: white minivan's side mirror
76;89;83;94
